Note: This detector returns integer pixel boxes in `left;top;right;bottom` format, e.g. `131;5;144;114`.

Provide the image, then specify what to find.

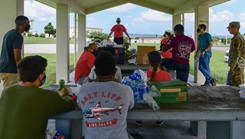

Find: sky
24;0;245;37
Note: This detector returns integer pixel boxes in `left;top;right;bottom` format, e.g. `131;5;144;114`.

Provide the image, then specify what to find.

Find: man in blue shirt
0;15;30;88
194;24;216;86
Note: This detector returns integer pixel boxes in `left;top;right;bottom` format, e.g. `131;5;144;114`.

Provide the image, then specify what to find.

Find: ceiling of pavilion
36;0;230;15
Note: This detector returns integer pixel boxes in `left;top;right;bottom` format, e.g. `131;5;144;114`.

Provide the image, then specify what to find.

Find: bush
35;33;39;37
40;33;45;38
28;33;33;37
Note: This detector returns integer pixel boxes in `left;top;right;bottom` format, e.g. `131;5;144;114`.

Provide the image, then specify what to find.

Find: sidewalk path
24;44;75;54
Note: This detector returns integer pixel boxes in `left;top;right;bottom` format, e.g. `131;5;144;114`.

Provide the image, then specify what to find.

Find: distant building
69;27;103;38
141;37;161;43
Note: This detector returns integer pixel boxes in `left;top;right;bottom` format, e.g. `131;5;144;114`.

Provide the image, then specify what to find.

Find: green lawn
24;53;75;89
189;50;230;84
24;36;75;44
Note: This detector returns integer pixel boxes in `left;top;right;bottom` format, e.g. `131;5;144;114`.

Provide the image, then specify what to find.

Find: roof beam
37;0;86;15
129;0;173;15
86;0;129;14
56;0;85;15
174;0;210;15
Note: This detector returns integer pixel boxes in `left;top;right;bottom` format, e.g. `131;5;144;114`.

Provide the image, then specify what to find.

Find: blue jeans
161;58;190;82
198;53;212;83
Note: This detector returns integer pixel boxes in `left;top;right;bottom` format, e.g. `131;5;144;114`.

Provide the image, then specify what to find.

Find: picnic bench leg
190;121;206;137
230;121;245;139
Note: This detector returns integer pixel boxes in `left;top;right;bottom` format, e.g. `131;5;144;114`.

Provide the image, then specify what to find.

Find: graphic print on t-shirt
176;41;191;59
84;102;123;121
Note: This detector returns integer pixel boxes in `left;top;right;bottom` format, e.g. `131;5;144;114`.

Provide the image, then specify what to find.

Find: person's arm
88;66;96;82
201;41;213;57
108;31;113;40
127;86;135;109
124;31;131;40
229;38;241;72
194;41;200;59
48;88;75;116
14;48;21;66
161;43;171;52
116;67;122;83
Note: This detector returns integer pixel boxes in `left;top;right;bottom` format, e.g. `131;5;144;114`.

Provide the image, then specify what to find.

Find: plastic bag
148;85;161;97
122;70;148;103
143;93;160;111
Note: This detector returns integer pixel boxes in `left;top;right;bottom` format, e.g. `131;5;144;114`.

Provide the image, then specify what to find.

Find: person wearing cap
227;21;245;86
108;18;131;45
194;24;216;86
0;15;30;88
74;43;98;85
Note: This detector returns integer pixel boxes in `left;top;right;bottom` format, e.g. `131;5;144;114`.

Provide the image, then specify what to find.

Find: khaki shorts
0;73;19;88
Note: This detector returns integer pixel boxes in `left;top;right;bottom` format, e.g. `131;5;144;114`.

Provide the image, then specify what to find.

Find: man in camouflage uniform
227;21;245;86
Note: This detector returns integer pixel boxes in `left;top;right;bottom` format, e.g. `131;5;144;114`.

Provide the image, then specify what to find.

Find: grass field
24;53;75;89
24;36;75;44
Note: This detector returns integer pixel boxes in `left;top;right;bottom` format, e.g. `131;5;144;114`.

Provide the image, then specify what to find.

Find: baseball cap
227;21;240;28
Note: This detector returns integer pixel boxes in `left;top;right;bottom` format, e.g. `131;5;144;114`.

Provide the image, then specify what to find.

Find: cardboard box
136;46;155;65
148;80;188;103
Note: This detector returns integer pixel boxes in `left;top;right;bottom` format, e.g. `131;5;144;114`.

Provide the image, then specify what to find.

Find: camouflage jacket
228;32;245;68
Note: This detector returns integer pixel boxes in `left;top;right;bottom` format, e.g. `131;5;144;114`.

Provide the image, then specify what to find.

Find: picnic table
51;86;245;139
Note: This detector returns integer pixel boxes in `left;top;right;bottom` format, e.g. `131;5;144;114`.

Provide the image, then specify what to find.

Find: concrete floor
127;120;204;139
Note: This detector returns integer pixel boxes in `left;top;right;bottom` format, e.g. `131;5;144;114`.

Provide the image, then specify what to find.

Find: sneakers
134;120;142;125
156;121;164;126
210;78;216;86
201;82;211;86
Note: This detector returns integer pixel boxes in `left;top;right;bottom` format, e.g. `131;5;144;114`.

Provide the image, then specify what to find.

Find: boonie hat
227;21;240;28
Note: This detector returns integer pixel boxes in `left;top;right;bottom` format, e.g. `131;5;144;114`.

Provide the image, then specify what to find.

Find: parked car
224;50;229;63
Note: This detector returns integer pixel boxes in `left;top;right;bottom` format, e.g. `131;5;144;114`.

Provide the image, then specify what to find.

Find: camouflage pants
230;68;244;86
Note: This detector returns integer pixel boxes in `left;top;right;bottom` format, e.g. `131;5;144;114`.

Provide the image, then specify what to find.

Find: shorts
0;73;19;87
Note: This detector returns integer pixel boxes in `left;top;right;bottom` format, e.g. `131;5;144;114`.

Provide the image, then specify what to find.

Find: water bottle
143;93;160;111
58;79;65;91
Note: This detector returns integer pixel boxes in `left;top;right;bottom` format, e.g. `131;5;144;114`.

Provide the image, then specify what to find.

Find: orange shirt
146;70;172;82
74;51;95;83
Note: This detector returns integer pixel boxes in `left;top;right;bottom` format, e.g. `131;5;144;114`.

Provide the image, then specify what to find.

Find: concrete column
194;4;209;84
56;4;70;82
0;0;24;94
77;14;86;58
0;0;24;56
181;14;185;27
172;14;181;29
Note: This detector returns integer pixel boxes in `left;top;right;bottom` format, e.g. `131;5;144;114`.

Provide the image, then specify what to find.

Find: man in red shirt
74;43;98;85
108;18;131;45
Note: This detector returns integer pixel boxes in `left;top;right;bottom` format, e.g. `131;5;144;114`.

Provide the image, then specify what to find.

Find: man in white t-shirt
77;51;135;139
88;46;122;83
